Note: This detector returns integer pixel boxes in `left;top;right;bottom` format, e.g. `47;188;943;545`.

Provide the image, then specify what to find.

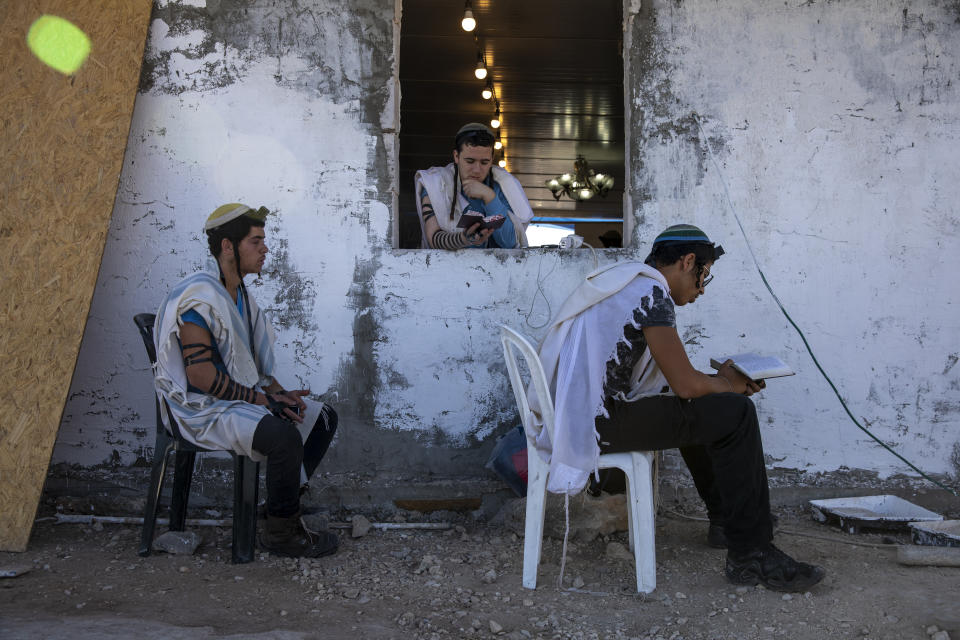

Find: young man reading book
533;224;824;592
414;123;533;249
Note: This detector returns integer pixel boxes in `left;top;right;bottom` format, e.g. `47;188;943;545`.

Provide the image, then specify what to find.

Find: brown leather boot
258;511;339;558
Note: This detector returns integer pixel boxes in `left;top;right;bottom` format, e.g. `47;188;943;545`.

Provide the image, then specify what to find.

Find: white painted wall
56;0;960;484
627;0;960;479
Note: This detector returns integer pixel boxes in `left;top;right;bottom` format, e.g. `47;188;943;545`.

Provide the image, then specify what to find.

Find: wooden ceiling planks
398;0;625;243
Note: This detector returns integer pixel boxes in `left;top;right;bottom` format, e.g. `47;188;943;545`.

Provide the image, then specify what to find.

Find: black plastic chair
134;313;260;563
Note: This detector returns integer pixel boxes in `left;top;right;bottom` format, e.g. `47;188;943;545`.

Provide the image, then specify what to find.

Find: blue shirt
461;180;517;249
421;178;517;248
178;295;244;394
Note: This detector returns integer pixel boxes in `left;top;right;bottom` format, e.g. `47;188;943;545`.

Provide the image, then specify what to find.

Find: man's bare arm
421;193;491;249
180;322;304;421
643;325;763;398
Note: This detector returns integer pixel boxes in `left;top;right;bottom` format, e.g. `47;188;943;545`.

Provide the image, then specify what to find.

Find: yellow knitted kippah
204;203;269;231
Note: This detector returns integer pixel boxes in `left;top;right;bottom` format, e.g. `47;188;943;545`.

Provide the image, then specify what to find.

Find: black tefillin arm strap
182;342;256;404
181;343;215;366
432;228;468;250
421;200;436;222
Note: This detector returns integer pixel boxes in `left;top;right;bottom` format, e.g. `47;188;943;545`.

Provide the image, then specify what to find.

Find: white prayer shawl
153;271;278;461
414;164;534;248
529;262;671;494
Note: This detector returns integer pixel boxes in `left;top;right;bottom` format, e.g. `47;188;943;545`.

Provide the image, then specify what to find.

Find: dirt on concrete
2;485;959;640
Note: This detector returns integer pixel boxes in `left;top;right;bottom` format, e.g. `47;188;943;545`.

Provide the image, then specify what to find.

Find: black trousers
594;393;773;553
251;406;338;518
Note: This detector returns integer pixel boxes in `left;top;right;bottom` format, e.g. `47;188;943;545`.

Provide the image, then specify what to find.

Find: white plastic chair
499;324;657;593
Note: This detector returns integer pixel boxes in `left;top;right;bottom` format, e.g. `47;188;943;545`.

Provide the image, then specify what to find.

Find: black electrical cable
694;114;957;497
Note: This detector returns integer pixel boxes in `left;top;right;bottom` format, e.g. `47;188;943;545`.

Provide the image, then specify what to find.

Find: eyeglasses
698;266;713;288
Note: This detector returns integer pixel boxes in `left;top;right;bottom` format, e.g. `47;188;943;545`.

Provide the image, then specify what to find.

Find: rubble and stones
1;499;958;639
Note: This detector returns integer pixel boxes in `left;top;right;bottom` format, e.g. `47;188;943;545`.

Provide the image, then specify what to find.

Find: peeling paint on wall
336;255;382;422
625;0;960;479
141;0;394;118
55;0;960;486
259;227;317;335
627;2;728;241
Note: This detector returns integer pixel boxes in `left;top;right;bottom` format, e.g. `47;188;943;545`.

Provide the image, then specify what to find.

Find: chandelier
545;155;614;202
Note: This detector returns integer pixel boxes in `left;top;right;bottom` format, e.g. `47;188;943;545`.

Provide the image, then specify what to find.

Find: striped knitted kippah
652;224;712;245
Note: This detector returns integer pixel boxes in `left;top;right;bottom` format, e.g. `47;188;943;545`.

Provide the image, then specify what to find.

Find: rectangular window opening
397;0;626;250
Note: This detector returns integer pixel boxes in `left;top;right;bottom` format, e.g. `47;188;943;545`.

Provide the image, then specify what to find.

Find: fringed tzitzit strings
652;452;661;513
557;487;571;589
450;163;459;221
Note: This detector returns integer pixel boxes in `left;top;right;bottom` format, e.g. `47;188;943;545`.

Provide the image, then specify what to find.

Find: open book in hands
709;353;795;382
456;212;506;231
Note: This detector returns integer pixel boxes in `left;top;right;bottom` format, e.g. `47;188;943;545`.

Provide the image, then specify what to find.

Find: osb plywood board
0;2;151;551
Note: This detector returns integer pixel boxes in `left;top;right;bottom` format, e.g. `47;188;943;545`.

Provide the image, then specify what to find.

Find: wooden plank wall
0;1;152;551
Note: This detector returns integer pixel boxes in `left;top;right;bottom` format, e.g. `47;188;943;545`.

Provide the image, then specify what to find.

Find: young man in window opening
415;122;533;249
531;224;825;592
153;203;340;558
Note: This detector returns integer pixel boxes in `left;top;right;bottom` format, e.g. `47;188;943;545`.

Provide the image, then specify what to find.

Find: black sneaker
725;544;825;592
707;513;780;549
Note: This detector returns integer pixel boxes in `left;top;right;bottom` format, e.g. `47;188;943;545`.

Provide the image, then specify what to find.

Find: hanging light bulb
494;136;503;150
490;104;501;129
461;1;476;32
474;53;487;80
481;79;493;100
498;153;507;168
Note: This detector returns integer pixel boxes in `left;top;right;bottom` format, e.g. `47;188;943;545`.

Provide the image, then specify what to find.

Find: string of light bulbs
460;1;506;168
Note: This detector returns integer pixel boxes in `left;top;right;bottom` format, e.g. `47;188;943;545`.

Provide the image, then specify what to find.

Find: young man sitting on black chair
153;203;339;558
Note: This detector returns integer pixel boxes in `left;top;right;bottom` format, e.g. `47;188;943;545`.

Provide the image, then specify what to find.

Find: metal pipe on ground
897;545;960;567
39;514;451;530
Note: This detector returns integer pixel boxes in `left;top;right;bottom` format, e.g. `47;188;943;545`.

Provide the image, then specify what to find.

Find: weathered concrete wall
56;0;606;477
626;0;960;481
56;0;960;487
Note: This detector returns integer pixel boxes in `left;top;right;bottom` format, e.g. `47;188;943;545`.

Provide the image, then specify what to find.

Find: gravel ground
1;502;958;640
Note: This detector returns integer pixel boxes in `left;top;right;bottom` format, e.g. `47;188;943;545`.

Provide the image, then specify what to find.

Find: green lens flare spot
27;15;91;75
